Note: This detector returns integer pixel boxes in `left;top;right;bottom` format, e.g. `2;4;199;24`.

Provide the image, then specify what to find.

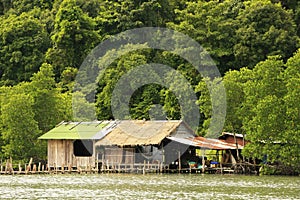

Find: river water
0;174;299;199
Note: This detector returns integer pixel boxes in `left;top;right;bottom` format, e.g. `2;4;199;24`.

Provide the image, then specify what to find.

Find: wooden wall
47;140;96;168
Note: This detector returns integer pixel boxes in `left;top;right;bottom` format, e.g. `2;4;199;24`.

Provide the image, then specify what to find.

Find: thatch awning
95;120;184;146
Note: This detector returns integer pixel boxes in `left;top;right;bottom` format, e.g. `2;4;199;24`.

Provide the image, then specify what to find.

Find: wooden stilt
38;162;41;173
68;163;72;173
201;150;205;174
25;158;33;175
18;163;22;174
178;150;181;173
32;164;37;173
10;157;14;175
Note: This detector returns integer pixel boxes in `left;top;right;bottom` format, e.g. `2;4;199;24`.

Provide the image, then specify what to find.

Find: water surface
0;174;299;199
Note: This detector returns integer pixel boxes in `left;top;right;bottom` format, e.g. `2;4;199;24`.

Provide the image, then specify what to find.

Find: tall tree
242;56;286;164
222;68;252;134
30;63;72;132
282;49;300;169
168;0;243;74
0;88;45;161
234;0;299;68
0;12;50;85
46;0;100;76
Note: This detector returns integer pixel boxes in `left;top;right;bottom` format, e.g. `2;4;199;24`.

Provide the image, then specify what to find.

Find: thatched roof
95;120;185;146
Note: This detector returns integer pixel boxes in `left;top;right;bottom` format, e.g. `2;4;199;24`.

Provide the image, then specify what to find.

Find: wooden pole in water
62;164;65;174
9;157;14;175
18;163;22;174
178;150;181;173
201;150;205;174
68;163;72;173
38;162;41;173
234;133;239;162
96;154;99;173
106;160;109;173
4;159;7;174
33;164;37;173
25;158;33;174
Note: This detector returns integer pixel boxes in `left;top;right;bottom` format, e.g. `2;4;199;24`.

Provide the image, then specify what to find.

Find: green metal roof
39;121;111;140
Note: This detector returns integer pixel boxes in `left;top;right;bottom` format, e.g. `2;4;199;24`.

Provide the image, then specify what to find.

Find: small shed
39;121;113;169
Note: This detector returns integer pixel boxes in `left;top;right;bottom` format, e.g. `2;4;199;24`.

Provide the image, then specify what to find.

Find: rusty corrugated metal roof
167;136;244;150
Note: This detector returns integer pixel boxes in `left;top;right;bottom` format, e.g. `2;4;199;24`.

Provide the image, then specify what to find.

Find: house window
73;140;93;157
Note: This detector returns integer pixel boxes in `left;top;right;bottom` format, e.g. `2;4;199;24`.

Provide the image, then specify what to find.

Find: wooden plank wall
47;140;96;168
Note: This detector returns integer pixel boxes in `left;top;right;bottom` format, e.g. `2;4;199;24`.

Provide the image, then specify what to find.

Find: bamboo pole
10;157;14;175
178;150;181;173
38;162;41;173
234;133;239;162
32;164;37;173
68;163;72;173
201;150;205;173
5;159;8;174
25;158;33;174
18;163;22;174
143;160;146;175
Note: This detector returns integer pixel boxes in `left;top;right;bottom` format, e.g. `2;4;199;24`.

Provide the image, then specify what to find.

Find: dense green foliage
0;0;299;172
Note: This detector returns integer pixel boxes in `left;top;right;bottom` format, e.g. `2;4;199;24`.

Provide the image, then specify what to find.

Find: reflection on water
0;174;299;199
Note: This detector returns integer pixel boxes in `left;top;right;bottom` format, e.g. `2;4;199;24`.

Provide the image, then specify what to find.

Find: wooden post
234;133;239;162
178;150;181;173
18;163;22;174
220;160;223;174
101;154;104;172
143;160;146;175
68;163;72;173
38;162;41;173
25;158;33;174
106;160;109;173
55;162;57;174
201;150;205;173
242;133;245;162
33;164;37;173
162;145;165;165
96;159;99;173
5;159;8;174
10;157;14;175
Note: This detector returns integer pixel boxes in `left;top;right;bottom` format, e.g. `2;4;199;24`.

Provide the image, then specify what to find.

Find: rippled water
0;174;299;199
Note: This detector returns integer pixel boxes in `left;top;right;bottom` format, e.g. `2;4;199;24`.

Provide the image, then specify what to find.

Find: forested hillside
0;0;299;172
